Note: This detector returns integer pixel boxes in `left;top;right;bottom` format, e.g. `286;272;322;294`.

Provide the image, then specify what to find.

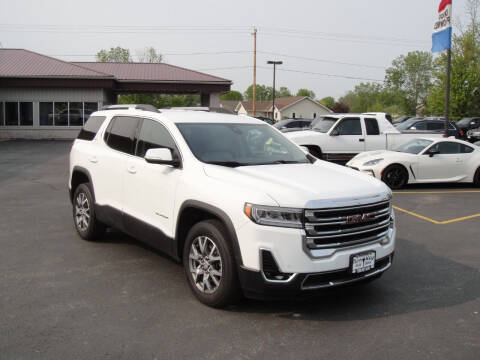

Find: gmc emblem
346;212;375;224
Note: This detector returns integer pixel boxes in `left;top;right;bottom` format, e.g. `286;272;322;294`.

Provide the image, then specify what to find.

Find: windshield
311;117;338;133
395;118;420;130
176;123;310;167
457;118;473;126
395;139;433;154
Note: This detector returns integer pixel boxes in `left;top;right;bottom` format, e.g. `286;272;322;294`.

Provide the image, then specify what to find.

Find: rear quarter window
77;116;106;141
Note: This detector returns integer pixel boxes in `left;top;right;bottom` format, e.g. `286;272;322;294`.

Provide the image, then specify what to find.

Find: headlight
363;158;383;166
244;203;303;228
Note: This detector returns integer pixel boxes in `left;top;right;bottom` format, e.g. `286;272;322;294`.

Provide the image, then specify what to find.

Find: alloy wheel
75;192;90;231
189;236;223;294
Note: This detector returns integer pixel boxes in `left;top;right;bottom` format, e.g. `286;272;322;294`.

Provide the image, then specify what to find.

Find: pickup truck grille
304;200;391;249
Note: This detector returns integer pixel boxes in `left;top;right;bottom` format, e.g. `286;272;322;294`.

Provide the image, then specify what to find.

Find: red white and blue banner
432;0;452;52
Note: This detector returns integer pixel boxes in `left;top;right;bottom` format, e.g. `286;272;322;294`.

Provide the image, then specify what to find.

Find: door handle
359;138;365;142
88;156;98;163
127;166;137;174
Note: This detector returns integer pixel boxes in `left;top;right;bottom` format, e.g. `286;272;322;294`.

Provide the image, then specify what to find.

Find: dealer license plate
351;252;376;274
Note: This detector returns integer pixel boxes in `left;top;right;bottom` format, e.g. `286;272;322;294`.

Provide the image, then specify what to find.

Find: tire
183;220;241;308
305;145;322;159
381;164;408;190
72;183;106;241
474;167;480;187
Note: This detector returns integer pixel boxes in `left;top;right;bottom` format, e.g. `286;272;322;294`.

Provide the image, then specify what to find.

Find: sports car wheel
381;165;408;190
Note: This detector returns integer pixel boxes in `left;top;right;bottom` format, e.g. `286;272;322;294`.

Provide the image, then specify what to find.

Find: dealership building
0;49;231;139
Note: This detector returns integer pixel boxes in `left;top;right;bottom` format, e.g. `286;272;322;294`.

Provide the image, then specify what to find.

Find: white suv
69;105;396;307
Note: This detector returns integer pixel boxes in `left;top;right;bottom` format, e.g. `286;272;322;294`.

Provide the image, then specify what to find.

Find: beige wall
281;99;331;120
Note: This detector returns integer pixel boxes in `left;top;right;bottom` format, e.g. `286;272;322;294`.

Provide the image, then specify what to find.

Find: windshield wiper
253;160;309;165
206;161;247;168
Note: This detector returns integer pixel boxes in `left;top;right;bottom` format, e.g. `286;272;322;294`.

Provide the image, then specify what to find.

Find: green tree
340;82;384;113
276;86;292;98
425;0;480;118
296;88;315;98
96;46;132;62
331;102;350;113
384;51;434;115
221;90;243;101
319;96;335;109
244;84;272;101
137;47;163;63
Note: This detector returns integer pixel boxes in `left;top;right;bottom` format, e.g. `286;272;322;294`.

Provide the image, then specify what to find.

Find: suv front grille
304;200;391;249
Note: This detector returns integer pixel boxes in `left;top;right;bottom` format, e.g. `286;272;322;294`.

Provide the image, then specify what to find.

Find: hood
203;161;391;209
347;150;416;167
284;130;326;141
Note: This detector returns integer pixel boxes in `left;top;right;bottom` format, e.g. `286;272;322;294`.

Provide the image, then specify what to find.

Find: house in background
236;96;332;121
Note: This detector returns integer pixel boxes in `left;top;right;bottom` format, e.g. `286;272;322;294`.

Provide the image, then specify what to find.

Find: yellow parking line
393;190;480;194
393;206;480;224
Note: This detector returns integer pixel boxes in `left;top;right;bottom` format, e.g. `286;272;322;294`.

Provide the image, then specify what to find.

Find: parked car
474;140;480;146
255;116;275;125
467;127;480;142
285;114;444;163
69;104;395;307
273;118;312;133
346;138;480;189
456;117;480;140
395;118;459;138
393;116;412;125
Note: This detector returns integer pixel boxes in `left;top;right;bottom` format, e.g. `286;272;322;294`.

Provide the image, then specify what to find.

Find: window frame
331;117;363;136
104;115;142;156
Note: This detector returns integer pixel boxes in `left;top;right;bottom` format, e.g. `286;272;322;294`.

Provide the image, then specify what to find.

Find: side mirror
145;148;180;167
427;148;440;157
330;129;340;136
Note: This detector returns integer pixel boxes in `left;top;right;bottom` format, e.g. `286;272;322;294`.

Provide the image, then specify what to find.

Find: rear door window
77;116;106;141
104;116;141;155
365;118;380;135
427;122;444;131
412;121;427;130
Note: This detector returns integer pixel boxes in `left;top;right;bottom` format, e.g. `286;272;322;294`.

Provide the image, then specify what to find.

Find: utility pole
252;28;257;116
267;60;282;121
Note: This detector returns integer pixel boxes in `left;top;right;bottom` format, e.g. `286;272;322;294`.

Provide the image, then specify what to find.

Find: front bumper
239;253;394;300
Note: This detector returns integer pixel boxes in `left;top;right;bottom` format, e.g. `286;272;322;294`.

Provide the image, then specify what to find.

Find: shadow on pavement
227;238;480;321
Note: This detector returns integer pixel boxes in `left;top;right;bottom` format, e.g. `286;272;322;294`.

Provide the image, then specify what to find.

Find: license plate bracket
350;251;376;274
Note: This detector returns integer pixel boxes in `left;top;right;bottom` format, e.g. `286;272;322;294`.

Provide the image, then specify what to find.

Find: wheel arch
175;200;243;267
70;166;94;203
303;145;323;159
381;163;410;182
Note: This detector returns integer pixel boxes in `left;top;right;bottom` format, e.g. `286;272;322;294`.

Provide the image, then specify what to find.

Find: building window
19;102;33;126
0;103;4;126
39;101;98;126
5;102;19;126
40;102;54;126
313;113;316;119
69;102;84;126
54;102;68;126
292;112;296;119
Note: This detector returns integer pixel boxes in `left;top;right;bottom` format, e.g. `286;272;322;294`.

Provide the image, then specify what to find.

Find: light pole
267;60;282;121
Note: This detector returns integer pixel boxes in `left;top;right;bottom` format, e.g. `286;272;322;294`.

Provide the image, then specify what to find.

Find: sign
432;0;452;53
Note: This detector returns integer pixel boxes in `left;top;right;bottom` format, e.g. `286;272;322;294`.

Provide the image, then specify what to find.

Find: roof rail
101;104;161;113
164;106;235;115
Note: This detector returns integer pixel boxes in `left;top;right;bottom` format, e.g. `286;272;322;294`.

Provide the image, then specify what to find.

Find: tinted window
365;118;380;135
40;102;53;126
69;102;84;126
335;118;362;135
5;102;18;125
411;121;426;130
105;116;140;154
19;102;33;126
431;142;461;154
77;116;107;141
427;122;443;131
54;102;68;126
461;144;474;153
0;102;4;126
136;119;178;158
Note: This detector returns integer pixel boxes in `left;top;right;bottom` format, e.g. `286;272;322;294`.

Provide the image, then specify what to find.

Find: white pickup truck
285;113;444;162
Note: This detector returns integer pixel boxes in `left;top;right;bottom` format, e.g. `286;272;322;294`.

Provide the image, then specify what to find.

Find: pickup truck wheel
381;165;408;190
474;167;480;187
73;183;106;241
183;220;241;308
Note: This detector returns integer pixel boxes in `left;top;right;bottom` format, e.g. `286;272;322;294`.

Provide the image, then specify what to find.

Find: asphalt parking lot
1;140;479;360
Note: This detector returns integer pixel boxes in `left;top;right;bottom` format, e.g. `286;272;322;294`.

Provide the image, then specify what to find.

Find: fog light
380;236;390;245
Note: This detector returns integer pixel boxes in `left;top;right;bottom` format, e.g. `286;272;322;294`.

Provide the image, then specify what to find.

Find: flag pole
444;48;451;137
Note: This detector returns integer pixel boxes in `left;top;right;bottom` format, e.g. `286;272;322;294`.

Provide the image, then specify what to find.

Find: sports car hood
347;150;417;167
203;161;391;209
